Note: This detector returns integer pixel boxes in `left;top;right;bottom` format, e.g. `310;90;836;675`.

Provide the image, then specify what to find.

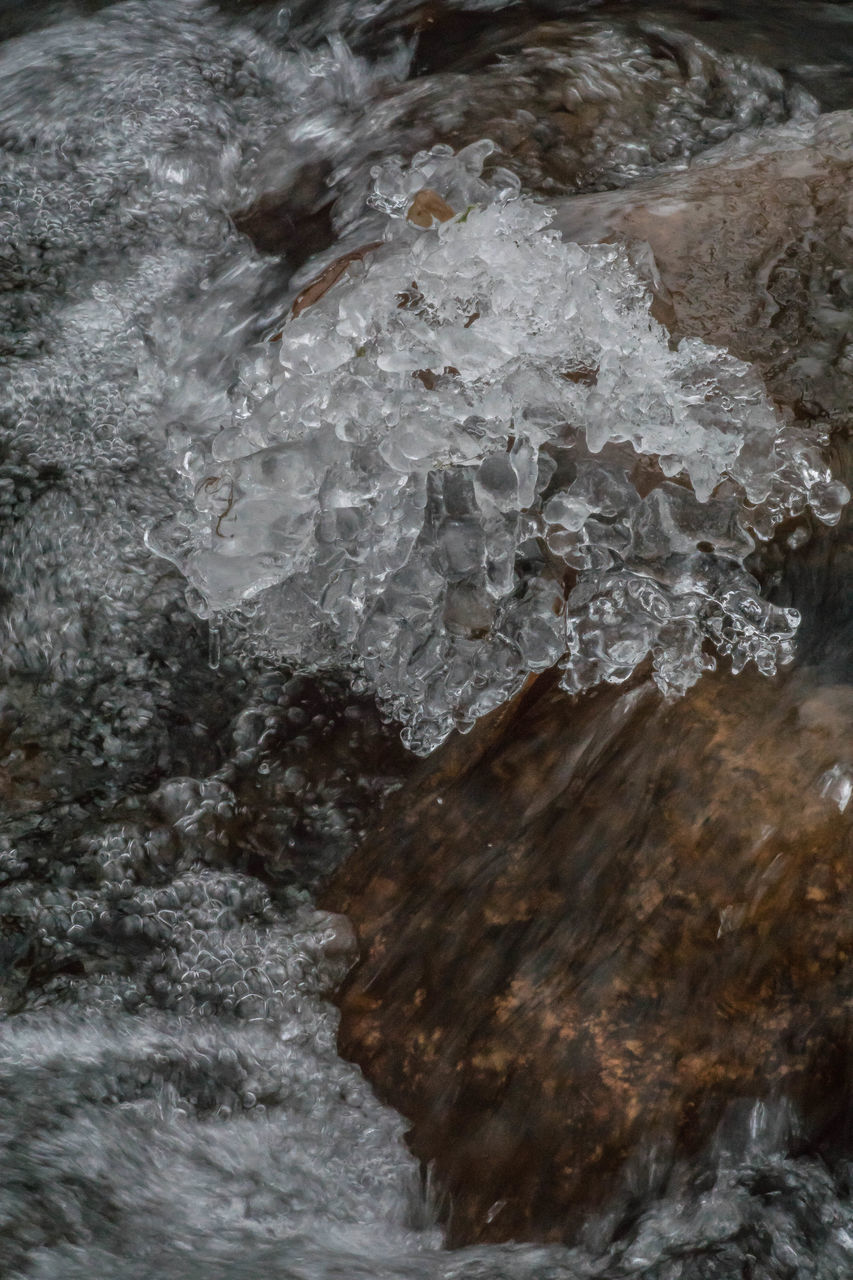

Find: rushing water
2;1;853;1276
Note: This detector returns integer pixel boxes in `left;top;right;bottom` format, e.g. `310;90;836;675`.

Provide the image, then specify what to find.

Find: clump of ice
159;144;847;754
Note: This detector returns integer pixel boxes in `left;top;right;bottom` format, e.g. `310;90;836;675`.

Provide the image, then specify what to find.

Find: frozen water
163;145;847;752
820;763;853;813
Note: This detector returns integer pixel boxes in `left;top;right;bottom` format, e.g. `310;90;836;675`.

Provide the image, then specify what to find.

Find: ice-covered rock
157;145;847;753
554;109;853;422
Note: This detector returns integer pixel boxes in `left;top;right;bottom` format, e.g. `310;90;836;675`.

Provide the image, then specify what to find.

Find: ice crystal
159;144;847;753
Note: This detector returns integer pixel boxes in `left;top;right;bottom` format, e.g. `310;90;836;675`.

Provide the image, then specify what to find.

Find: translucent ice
160;144;847;753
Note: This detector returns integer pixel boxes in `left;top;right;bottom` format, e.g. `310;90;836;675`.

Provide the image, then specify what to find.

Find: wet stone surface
325;655;853;1246
323;107;853;1249
555;110;853;421
233;15;816;259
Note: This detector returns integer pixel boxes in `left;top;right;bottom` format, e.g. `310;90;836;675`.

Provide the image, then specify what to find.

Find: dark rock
233;14;805;275
367;18;801;199
322;114;853;1247
324;663;853;1244
231;161;334;263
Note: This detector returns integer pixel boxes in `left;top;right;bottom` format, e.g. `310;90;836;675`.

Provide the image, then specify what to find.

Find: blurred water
2;0;853;1276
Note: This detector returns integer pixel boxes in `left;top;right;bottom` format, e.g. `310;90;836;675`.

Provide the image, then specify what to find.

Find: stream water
2;1;853;1276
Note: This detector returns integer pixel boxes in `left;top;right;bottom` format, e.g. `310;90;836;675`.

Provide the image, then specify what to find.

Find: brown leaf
407;188;456;228
290;241;383;319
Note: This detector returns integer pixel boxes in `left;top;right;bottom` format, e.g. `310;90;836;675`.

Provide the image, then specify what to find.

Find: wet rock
289;239;384;318
235;18;808;269
368;19;807;198
324;662;853;1245
554;110;853;419
281;189;448;321
318;115;853;1247
406;187;456;226
231;161;334;262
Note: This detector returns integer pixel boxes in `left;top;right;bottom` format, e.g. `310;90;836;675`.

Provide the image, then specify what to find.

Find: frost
159;146;847;754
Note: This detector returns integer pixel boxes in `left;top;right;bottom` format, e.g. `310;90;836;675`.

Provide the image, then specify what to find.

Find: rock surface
555;110;853;419
232;17;810;261
325;662;853;1244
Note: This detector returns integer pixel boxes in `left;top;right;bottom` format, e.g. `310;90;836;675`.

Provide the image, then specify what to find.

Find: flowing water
2;0;853;1275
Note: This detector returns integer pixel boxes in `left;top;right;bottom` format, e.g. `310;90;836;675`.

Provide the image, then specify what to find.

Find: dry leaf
407;188;456;228
290;240;383;319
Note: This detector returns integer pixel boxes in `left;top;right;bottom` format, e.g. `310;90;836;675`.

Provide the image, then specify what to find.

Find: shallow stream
2;1;853;1276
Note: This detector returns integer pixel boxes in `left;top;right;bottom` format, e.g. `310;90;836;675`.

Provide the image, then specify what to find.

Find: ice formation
157;144;847;754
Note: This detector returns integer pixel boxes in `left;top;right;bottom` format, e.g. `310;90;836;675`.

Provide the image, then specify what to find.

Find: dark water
2;1;853;1276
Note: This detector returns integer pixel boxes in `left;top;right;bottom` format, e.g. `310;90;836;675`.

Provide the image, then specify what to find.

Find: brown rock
276;191;452;326
231;160;334;262
310;101;853;1255
364;20;800;201
554;111;853;418
320;117;853;1246
236;18;804;276
324;663;853;1244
